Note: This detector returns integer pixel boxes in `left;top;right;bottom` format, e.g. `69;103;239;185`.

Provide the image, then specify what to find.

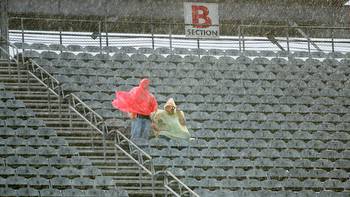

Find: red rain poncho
112;79;158;116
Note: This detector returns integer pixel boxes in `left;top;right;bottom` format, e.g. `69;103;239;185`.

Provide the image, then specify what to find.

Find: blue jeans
131;117;151;140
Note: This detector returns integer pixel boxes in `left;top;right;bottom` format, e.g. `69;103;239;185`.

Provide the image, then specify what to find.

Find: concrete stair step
88;156;136;163
52;127;92;132
105;170;155;176
0;73;36;77
33;113;75;119
66;143;121;150
59;134;106;139
43;120;87;127
18;103;66;108
30;108;71;113
0;64;25;68
86;162;130;170
113;179;163;186
112;176;160;182
0;62;21;66
56;131;100;137
21;103;69;109
98;164;147;171
0;65;24;69
34;117;87;124
12;93;61;100
1;81;46;88
117;186;164;195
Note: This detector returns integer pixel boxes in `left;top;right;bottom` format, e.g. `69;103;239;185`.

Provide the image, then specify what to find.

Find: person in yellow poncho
151;98;191;140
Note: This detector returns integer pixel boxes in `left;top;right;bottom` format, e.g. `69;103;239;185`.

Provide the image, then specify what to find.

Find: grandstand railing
164;171;200;197
27;59;62;97
67;93;108;160
26;59;64;122
238;24;350;53
0;40;199;197
8;17;350;54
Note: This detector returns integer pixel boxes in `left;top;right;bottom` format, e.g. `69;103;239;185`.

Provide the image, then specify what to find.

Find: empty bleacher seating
19;44;350;196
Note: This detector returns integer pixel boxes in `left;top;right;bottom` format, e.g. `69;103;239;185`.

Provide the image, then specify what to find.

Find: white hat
164;98;176;109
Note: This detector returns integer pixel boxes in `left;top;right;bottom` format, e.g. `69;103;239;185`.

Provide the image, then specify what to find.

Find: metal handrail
29;59;60;84
9;17;350;47
9;30;350;55
164;171;200;197
68;94;104;132
70;93;104;120
9;28;350;40
112;128;153;160
111;129;154;174
8;16;350;56
27;60;61;96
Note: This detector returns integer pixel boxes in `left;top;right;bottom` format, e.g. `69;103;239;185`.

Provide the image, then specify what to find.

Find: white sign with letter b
184;2;219;38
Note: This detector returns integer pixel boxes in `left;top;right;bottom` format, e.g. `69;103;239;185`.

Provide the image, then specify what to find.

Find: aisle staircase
0;60;165;196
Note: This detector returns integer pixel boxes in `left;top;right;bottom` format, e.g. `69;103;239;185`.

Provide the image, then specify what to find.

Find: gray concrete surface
6;0;350;26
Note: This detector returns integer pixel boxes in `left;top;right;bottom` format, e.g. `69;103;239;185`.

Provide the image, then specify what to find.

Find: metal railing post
100;124;107;162
151;174;155;197
16;50;20;82
105;20;109;48
331;28;335;53
98;21;102;55
47;90;51;112
242;26;245;52
21;18;24;53
26;61;30;93
92;115;96;150
197;39;200;58
164;175;169;197
102;132;106;162
6;58;11;75
238;25;241;51
138;159;143;190
90;126;95;150
58;95;62;131
286;26;290;53
20;18;26;83
68;98;73;129
307;31;311;56
169;23;173;52
151;22;155;50
114;134;119;171
59;27;63;53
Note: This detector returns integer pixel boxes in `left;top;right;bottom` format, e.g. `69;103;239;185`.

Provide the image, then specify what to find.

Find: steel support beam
290;21;323;52
0;0;9;59
266;32;286;51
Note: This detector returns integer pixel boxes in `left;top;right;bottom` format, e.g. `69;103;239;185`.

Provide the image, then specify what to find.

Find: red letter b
192;5;212;28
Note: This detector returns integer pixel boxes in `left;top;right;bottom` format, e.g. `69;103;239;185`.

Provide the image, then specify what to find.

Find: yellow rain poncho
151;98;191;139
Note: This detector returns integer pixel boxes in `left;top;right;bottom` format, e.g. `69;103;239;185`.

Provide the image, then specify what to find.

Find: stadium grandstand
0;0;350;196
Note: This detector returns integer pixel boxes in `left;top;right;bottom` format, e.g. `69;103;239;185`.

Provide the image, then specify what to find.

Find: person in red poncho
112;78;158;140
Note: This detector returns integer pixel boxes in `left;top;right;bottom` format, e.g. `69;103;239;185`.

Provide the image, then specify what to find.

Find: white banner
184;2;219;38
